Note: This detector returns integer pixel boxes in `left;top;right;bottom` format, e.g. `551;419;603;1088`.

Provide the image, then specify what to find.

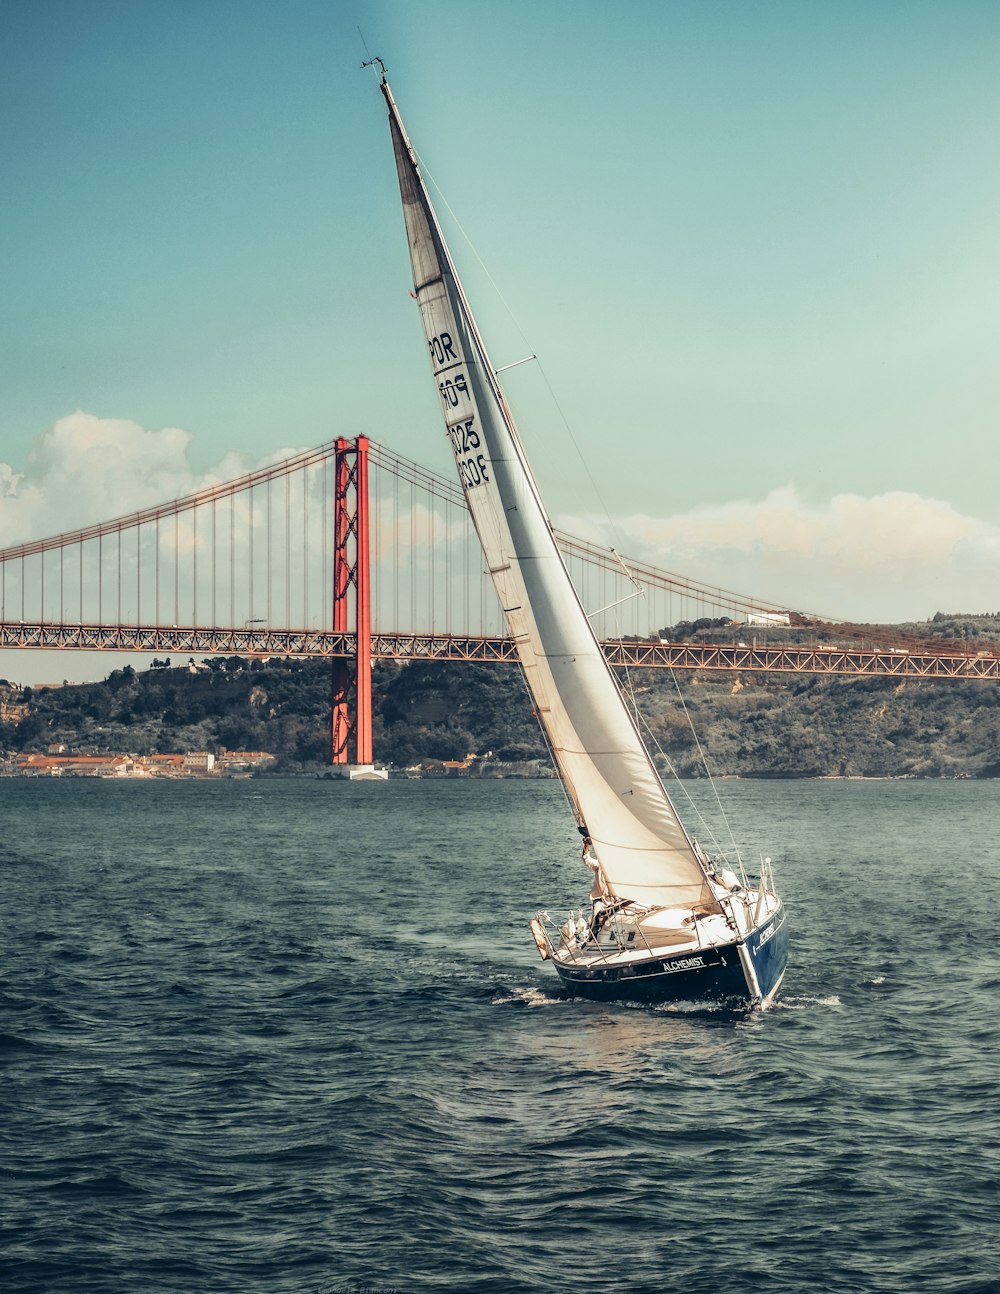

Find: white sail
382;81;716;909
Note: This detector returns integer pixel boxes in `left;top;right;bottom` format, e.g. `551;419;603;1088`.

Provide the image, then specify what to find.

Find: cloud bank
558;486;1000;623
0;412;264;548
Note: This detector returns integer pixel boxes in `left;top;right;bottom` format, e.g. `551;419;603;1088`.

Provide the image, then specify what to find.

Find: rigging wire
667;667;744;868
616;657;749;877
416;157;627;552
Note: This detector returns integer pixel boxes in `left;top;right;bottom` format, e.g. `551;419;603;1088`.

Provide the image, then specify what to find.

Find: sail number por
429;332;458;365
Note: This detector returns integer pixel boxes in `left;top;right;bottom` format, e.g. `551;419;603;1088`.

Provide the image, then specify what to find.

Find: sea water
2;777;998;1293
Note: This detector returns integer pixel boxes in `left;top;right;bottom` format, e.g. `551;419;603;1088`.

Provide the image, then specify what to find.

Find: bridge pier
330;436;377;770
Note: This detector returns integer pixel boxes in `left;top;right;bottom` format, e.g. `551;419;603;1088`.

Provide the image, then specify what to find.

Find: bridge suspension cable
0;434;810;646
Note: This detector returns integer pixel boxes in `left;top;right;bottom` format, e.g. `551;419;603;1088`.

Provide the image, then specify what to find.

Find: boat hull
552;904;788;1008
744;901;789;1006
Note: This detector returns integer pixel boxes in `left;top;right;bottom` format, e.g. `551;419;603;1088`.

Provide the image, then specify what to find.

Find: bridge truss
2;624;998;682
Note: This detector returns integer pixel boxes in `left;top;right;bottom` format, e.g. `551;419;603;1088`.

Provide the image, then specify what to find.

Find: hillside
0;656;546;773
4;615;1000;776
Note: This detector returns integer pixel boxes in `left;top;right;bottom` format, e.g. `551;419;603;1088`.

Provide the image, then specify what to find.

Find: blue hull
745;902;789;1005
553;904;788;1008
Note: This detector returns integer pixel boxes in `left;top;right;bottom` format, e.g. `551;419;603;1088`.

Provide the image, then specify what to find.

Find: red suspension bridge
2;437;999;766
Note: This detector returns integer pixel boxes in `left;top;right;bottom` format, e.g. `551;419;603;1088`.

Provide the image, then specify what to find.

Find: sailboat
375;66;788;1008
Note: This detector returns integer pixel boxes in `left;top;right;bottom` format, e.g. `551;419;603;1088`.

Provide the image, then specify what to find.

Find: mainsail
382;79;715;909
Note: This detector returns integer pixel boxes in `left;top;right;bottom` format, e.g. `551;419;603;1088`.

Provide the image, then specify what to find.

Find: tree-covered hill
0;656;547;772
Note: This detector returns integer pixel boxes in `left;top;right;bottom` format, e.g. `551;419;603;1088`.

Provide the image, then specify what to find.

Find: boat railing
542;886;753;964
751;856;777;926
541;910;628;967
626;912;660;959
695;838;751;892
543;903;717;964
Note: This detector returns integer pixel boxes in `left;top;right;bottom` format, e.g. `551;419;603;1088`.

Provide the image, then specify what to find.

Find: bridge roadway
3;622;1000;680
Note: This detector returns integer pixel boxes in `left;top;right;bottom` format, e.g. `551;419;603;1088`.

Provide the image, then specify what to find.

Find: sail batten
382;78;716;909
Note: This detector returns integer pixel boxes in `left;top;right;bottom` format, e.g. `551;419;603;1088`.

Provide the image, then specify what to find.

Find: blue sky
2;0;999;682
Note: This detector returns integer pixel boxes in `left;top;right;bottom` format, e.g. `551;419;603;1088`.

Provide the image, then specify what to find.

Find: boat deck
550;890;782;969
552;910;735;968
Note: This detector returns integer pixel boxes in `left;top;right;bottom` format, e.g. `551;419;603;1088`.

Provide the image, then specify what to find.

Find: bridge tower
330;436;382;776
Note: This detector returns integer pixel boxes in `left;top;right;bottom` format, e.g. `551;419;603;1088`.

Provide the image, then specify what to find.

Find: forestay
382;79;716;910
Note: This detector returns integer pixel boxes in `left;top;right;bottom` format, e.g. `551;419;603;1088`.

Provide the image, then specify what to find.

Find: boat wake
492;985;567;1008
648;999;734;1015
772;993;842;1010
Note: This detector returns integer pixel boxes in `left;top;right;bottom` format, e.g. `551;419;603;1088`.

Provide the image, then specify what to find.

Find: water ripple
2;778;998;1293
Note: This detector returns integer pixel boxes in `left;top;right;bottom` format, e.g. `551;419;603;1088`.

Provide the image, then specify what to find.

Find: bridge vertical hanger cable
371;457;377;632
211;498;216;628
302;465;309;629
321;460;328;632
155;520;161;631
410;479;415;632
393;470;399;632
441;491;446;634
172;513;178;627
192;506;198;628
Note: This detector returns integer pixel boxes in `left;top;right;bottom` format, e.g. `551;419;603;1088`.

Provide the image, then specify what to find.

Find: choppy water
2;776;998;1293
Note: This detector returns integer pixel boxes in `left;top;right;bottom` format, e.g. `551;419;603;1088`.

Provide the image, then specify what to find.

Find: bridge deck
3;623;998;680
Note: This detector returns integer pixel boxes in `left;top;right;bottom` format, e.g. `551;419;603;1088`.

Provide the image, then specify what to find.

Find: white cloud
557;486;1000;622
0;411;321;544
0;412;247;548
